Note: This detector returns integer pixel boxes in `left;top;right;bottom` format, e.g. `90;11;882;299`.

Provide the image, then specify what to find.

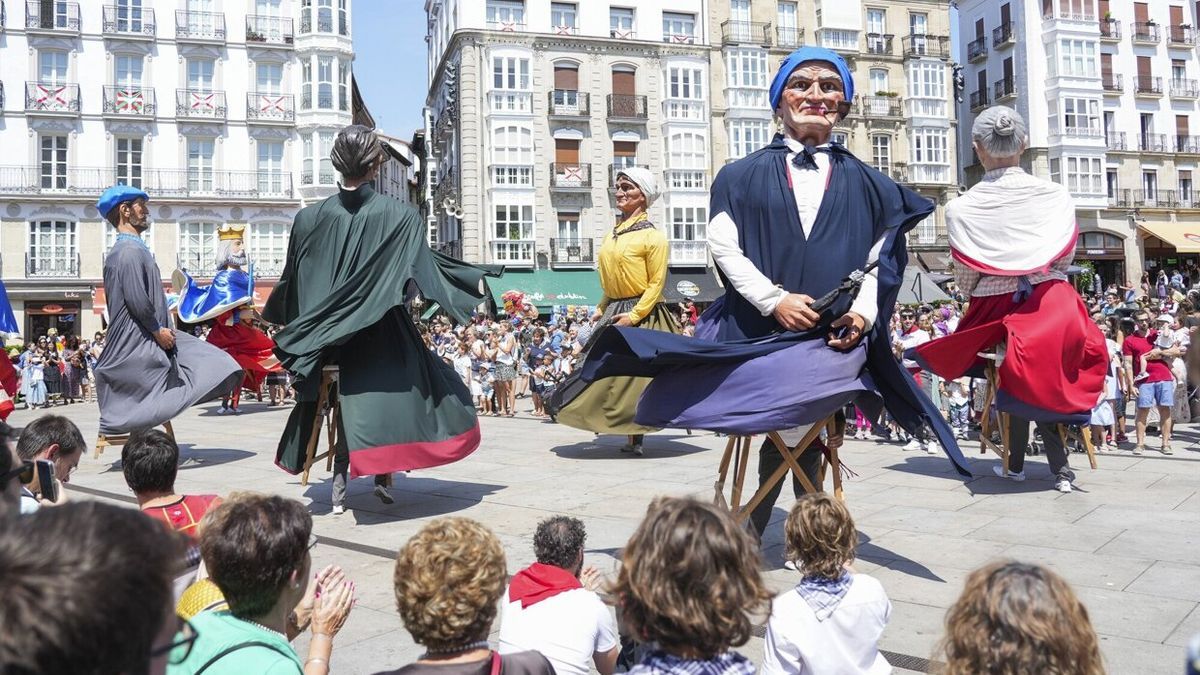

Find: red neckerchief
902;323;921;335
508;563;582;608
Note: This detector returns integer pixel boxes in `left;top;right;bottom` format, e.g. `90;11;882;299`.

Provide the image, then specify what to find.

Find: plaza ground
13;400;1200;674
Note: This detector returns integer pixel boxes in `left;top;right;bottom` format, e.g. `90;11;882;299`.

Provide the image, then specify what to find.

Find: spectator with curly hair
172;493;356;675
499;516;619;675
613;497;771;675
379;516;554;675
938;560;1104;675
762;493;891;674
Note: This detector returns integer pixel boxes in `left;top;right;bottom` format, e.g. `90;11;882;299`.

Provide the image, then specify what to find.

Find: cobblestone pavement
13;398;1199;674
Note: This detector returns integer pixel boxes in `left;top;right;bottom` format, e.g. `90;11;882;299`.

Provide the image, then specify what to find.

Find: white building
0;0;354;339
957;0;1199;287
425;0;720;311
376;132;419;208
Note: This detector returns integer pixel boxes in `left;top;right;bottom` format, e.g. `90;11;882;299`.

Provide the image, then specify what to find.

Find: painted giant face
776;61;846;143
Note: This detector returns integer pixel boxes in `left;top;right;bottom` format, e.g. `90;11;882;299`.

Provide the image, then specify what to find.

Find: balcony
909;164;951;184
176;89;227;120
246;93;295;123
0;167;293;199
550;24;578;36
300;169;336;187
548;90;589;117
776;26;803;48
607;94;648;121
549;238;595;266
969;89;989;112
102;86;155;117
488;90;533;115
1170;78;1199;99
246;14;294;46
550;163;591;191
1177;135;1200;154
486;20;526;32
489;165;533;188
1099;17;1121;40
176;10;225;42
888;163;909;183
993;77;1017;101
1139;133;1168;152
663;98;705;122
25;82;80;115
860;96;902;118
865;33;894;55
1102;73;1123;94
1169;25;1197;45
26;253;79;278
26;0;79;33
1106;131;1127;150
663;31;696;44
1131;22;1160;44
992;22;1015;47
665;169;707;191
609;163;649;186
1134;76;1163;97
490;240;535;266
668;240;707;266
1056;124;1104;139
1134;189;1177;208
903;34;950;59
610;27;636;40
102;5;155;37
1108;189;1132;207
966;35;988;62
721;20;771;46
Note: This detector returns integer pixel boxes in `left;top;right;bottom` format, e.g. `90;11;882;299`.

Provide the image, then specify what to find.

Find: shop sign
675;280;701;298
41;304;64;314
1085;249;1105;255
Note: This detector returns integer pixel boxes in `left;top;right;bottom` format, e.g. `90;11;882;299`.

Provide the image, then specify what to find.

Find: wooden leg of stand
300;378;330;487
769;431;820;494
94;435;108;459
731;436;751;513
714;436;736;509
163;420;175;441
999;412;1011;475
325;401;338;472
829;444;844;501
735;424;825;524
1082;426;1098;469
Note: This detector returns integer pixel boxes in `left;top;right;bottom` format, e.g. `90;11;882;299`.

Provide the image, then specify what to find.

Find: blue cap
96;184;150;219
769;47;855;111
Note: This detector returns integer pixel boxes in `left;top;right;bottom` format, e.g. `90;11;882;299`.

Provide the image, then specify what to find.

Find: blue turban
96;184;150;219
768;47;855;111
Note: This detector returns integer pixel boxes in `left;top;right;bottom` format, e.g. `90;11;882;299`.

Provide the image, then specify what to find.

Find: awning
1138;223;1200;253
662;268;724;303
915;251;952;273
491;269;604;311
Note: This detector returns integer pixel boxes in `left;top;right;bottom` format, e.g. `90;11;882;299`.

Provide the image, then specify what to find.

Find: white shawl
947;167;1077;276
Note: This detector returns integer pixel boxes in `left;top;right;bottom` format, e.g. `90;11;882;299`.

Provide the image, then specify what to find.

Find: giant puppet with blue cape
578;47;971;478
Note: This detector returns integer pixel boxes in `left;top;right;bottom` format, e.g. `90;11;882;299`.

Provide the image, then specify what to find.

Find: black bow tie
791;145;830;170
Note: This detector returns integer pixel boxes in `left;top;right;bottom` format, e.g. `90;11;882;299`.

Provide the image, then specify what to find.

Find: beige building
706;0;958;269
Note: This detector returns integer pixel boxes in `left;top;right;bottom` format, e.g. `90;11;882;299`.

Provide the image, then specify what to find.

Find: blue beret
769;47;855;111
96;184;150;218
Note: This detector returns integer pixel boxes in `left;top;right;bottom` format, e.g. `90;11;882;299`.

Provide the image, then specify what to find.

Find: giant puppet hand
827;311;867;350
773;293;821;331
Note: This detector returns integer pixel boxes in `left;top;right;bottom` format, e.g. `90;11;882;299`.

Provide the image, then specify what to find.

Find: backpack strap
194;640;297;674
490;650;502;675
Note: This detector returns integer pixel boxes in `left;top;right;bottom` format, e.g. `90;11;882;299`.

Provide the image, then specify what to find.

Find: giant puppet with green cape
263;127;495;482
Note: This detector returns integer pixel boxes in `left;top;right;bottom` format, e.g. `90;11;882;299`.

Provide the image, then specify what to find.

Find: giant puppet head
769;47;855;146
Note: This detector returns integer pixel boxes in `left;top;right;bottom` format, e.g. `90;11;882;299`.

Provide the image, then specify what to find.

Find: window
493;56;530;90
1065;156;1103;194
300;0;311;32
867;8;887;34
338;0;348;35
667;132;706;169
556;212;580;241
871;135;891;170
728;120;770;160
178;222;218;272
116;138;143;188
915;215;936;245
1059;39;1097;77
491;126;534;186
1063;98;1100;134
670;206;707;243
318;56;333;108
831;131;849;146
493;204;534;241
551;2;577;33
662;12;696;43
256;63;282;94
610;7;635;38
1106;169;1119;198
1142;170;1157;198
909;12;928;35
301;60;312;109
725;49;768;107
115;55;143;87
487;0;525;29
257;141;284;194
817;29;858;50
28;222;78;276
319;132;335;184
317;0;333;32
103;224;151;258
906;61;947;116
777;2;799;45
114;0;146;33
339;61;350;111
870;68;889;95
187;58;215;90
1180;170;1194;204
910;128;949;182
249;223;289;276
39;51;68;84
730;0;751;23
40;135;67;190
1049;158;1061;185
187;139;215;192
302;134;314;184
667;66;704;99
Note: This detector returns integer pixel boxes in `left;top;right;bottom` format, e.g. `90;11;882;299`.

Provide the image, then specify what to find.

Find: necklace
420;640;490;659
244;619;288;641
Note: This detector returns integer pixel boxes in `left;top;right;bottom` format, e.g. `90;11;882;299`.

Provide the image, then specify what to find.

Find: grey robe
95;237;242;434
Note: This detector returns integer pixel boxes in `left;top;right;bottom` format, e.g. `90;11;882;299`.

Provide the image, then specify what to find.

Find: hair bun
994;115;1016;137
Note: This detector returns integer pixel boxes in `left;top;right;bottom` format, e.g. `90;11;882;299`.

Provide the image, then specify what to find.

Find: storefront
1137;223;1200;287
661;268;724;304
1074;231;1127;290
24;301;81;340
490;269;605;316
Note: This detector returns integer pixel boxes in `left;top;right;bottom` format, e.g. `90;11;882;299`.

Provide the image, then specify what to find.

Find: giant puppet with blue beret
578;47;972;537
92;185;242;435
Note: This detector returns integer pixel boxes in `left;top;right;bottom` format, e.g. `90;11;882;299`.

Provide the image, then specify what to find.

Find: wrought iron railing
1170;78;1199;98
1131;21;1161;43
992;22;1015;47
902;34;950;58
550;163;591;189
966;35;988;60
246;93;294;122
0;166;291;198
1102;73;1123;93
1139;133;1168;152
176;89;226;119
993;77;1016;100
246;14;294;45
548;90;589;116
1168;24;1197;44
860;96;902;117
606;94;647;120
969;89;989;111
102;4;155;35
25;82;80;113
175;10;225;40
721;20;771;45
776;26;803;48
26;252;79;278
1176;135;1200;154
26;0;79;31
865;33;894;55
1099;17;1121;39
1106;131;1127;150
103;86;156;115
549;238;594;264
1134;76;1163;95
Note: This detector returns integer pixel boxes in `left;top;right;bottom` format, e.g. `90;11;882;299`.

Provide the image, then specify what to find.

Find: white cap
1157;314;1174;323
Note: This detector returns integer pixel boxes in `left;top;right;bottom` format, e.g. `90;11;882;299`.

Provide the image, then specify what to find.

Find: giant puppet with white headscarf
577;47;972;536
551;167;681;455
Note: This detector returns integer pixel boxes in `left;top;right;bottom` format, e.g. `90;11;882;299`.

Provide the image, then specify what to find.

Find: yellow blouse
596;213;669;325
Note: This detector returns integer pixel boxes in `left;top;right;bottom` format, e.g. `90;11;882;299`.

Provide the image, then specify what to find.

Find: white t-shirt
498;588;618;675
896;328;930;370
761;574;893;675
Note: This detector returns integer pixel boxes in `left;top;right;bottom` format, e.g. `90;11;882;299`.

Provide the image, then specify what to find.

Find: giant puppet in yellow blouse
553;167;680;455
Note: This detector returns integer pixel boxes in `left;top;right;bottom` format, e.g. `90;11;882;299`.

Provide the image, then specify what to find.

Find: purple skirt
633;338;871;435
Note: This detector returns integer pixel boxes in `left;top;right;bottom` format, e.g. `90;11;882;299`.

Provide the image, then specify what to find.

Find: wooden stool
300;366;340;486
95;420;175;459
1057;424;1099;470
713;415;844;524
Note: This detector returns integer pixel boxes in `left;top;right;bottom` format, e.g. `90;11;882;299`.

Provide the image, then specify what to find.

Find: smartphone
35;459;58;503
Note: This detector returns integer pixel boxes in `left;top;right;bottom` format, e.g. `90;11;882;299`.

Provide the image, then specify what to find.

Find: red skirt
913;280;1106;416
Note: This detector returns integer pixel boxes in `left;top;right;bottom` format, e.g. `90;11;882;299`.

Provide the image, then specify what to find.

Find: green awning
491;269;605;311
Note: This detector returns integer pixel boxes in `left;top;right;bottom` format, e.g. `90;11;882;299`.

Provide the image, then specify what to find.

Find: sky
352;0;432;140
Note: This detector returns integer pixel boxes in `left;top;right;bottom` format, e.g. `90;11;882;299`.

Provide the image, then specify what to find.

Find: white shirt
708;137;883;330
895;328;930;370
762;574;893;675
498;588;618;675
